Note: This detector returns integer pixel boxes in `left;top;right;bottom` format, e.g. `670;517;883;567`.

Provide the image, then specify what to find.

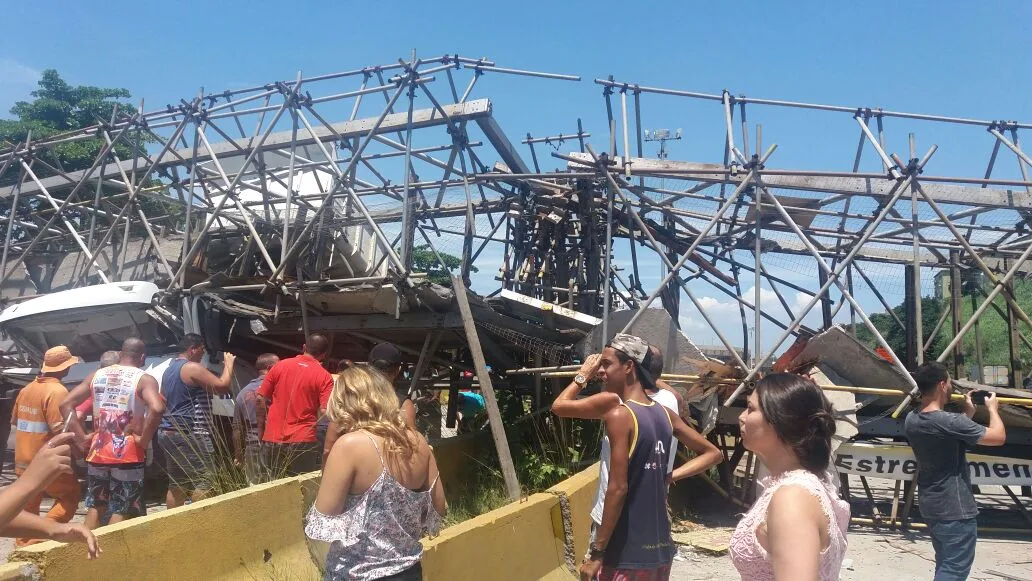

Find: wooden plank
452;275;521;500
446;367;459;429
859;476;882;522
1003;485;1032;528
901;479;917;527
839;473;851;502
565;153;1032;209
985;569;1032;581
889;479;902;525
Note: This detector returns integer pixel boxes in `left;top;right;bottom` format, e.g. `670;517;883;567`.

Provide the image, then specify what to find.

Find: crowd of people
0;330;1010;580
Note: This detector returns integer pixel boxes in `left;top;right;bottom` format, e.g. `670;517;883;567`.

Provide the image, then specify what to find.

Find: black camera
969;390;991;405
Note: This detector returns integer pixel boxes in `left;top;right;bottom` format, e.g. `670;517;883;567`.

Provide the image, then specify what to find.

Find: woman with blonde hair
306;364;447;581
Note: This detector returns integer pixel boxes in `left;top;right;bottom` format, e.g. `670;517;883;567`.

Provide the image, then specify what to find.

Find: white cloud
0;59;40;84
0;59;41;118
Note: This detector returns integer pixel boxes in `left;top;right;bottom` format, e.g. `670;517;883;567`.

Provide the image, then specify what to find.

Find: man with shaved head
256;334;333;476
61;338;166;528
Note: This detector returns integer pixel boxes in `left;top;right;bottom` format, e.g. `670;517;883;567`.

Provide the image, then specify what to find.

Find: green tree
856;296;947;362
0;71;180;246
410;244;478;285
0;70;143;179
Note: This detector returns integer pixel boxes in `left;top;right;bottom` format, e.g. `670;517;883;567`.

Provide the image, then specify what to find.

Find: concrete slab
790;326;910;390
671;526;734;556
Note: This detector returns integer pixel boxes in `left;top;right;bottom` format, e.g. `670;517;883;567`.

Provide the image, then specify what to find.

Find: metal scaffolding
2;55;1032;397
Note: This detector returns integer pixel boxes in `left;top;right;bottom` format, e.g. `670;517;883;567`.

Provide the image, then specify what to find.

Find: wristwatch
574;373;588;386
588;542;605;560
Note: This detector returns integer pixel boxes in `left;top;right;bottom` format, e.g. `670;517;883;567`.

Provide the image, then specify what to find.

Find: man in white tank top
60;338;166;529
645;346;682;475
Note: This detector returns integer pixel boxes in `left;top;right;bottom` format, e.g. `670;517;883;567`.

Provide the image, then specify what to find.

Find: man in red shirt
256;334;333;476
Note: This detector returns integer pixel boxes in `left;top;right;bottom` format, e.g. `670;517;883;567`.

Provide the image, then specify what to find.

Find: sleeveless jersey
603;399;675;569
88;364;148;464
160;357;213;435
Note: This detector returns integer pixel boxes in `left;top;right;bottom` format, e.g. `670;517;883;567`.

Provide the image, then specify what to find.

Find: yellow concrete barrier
547;462;600;565
419;463;600;581
5;443;601;580
13;475;320;581
423;493;565;581
0;563;35;581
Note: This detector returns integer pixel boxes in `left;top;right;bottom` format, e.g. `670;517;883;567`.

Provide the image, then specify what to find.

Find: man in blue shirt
234;353;279;484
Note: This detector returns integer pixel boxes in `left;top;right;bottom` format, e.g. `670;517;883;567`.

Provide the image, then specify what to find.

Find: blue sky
3;0;1031;354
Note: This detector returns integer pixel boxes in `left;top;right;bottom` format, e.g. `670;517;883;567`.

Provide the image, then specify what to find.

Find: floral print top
305;432;443;581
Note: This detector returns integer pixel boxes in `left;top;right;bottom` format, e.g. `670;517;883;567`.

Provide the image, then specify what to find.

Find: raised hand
577;353;603;383
984;391;1000;413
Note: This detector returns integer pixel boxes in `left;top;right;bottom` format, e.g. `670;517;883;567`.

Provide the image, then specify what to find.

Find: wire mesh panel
474;320;574;367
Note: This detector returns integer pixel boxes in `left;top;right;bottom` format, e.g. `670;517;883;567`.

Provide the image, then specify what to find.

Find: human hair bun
755;373;837;474
807;409;836;439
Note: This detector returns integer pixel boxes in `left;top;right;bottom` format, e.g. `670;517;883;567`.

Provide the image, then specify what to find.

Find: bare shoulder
405;429;429;451
602;403;632;427
331;431;373;455
768;483;824;521
181;360;208;377
138;372;159;388
592;391;622;408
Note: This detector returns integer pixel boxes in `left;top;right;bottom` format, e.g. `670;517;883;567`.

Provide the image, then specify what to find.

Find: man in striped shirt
233;353;279;484
157;334;236;508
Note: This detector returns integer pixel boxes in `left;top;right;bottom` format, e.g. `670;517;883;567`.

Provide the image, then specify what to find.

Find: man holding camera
904;362;1006;580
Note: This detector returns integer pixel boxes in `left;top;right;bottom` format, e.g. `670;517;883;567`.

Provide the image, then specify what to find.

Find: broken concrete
576;308;708;376
788;325;911;390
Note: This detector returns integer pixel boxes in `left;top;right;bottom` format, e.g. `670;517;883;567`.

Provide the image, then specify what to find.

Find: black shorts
157;429;214;492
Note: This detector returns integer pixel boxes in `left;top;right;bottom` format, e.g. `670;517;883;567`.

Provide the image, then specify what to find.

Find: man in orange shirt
11;345;82;546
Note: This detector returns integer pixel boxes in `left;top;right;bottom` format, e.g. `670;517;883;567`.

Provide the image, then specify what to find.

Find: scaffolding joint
449;127;469;148
989;120;1018;132
743;153;764;171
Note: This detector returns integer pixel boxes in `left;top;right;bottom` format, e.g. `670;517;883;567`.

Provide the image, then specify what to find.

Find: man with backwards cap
566;334;722;581
10;346;83;546
322;342;418;463
367;342;417;428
